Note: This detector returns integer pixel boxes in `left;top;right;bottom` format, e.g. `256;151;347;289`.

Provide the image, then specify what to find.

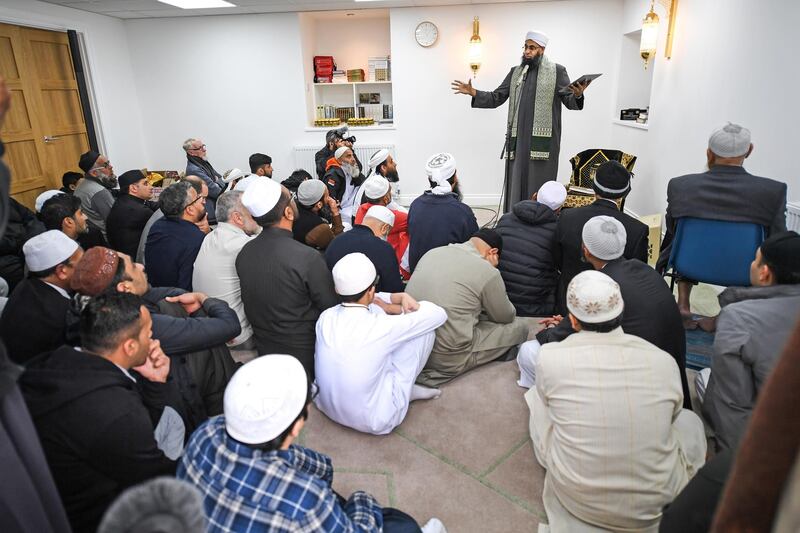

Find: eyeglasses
186;194;207;208
90;161;111;171
191;144;207;151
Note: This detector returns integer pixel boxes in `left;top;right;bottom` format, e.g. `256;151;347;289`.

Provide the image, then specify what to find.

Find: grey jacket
703;284;800;450
74;176;115;236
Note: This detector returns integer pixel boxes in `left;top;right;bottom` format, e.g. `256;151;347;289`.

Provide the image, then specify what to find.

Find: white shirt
192;222;256;346
314;297;447;434
340;170;362;224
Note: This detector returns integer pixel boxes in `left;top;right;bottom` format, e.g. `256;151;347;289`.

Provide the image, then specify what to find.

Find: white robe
314;297;447;435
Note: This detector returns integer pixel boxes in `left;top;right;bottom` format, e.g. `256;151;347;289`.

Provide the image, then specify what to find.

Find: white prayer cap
233;175;258;192
23;229;79;273
362;175;390;200
332;252;377;296
365;205;395;227
242;178;283;217
368;149;390;170
567;270;624;324
708;122;751;157
222;168;249;184
582;216;626;260
35;190;63;213
223;355;308;445
525;30;549;48
537;181;567;211
425;152;457;184
334;146;351;160
296;179;327;207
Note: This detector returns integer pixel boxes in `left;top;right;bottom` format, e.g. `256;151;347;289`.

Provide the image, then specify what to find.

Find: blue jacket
407;192;478;272
145;217;205;291
325;225;404;294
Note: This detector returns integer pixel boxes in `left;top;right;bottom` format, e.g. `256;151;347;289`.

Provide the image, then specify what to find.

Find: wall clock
415;21;439;48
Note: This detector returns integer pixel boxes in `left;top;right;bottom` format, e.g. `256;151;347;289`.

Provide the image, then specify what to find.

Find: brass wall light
639;0;678;69
469;16;482;78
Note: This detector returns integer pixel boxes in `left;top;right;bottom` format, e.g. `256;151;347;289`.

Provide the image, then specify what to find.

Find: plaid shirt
178;416;383;532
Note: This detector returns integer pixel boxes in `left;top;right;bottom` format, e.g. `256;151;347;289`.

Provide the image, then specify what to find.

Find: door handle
43;135;60;143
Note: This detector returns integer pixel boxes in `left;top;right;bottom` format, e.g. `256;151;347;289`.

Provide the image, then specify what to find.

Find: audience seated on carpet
145;181;207;291
20;292;179;533
325;205;405;294
526;270;706;532
74;150;117;238
656;123;787;326
280;168;312;193
406;229;529;386
355;173;410;278
407;152;479;273
178;355;444;533
106;169;158;258
183;138;224;224
71;246;240;431
495;180;566;317
324;145;365;225
60;170;82;195
697;231;800;451
0;197;44;291
292;178;344;250
315;253;446;435
192;190;259;352
40;192;108;250
554;160;648;314
248;152;273;178
522;216;692;408
236;179;338;379
0;230;82;364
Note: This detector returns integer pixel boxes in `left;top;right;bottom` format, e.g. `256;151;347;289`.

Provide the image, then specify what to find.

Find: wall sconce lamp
469;16;482;78
639;0;678;69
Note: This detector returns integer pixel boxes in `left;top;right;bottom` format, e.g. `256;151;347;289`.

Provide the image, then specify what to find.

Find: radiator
293;144;395;176
788;202;800;232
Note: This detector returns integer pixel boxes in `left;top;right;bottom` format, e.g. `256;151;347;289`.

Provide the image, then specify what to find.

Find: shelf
613;119;649;130
314;81;393;86
304;125;395;132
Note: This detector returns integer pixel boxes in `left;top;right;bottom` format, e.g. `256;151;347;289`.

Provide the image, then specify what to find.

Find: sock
410;384;441;401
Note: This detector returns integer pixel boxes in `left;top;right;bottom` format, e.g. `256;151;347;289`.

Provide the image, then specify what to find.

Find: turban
425;152;457;184
525;31;549;47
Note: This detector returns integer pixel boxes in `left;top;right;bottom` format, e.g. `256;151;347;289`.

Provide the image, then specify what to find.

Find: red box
314;55;336;83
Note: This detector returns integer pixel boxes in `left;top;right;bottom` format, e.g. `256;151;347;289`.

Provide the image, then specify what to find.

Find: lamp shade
640;8;659;67
469;16;482;77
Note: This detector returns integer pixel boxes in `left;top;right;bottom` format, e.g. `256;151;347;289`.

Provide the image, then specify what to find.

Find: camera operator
314;126;363;180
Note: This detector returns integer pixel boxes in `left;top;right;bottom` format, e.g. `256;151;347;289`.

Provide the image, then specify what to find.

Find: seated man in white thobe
526;270;706;532
314;252;447;435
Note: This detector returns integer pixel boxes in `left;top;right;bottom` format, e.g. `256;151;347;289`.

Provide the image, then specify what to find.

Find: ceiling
41;0;550;20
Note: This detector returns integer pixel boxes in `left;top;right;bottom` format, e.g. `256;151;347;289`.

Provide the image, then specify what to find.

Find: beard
383;169;400;183
521;55;542;68
451;181;463;202
99;173;118;189
342;162;358;178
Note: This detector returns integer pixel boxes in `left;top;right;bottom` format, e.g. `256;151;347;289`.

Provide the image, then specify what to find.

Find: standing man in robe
452;31;590;210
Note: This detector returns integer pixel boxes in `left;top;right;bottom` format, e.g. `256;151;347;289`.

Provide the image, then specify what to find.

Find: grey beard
342;163;358;177
100;173;118;189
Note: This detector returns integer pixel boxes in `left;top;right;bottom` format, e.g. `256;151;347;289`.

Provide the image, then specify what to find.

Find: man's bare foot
697;316;717;333
410;384;441;401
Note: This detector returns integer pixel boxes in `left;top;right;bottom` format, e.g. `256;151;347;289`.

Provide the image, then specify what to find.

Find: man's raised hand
451;79;476;97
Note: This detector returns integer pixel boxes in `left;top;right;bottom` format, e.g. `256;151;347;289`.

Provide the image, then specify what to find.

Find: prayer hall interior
0;0;797;532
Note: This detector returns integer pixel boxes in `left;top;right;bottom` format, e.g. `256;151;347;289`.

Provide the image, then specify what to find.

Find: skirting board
396;194;502;207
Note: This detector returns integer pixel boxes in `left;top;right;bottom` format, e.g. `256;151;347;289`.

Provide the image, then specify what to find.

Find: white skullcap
582;216;626;261
567;270;624;324
23;229;79;272
334;146;350;160
708;122;751;157
233;175;258;192
425;152;457;184
296;179;327;206
242;178;283;217
332;252;377;296
365;205;395;227
525;30;549;47
537;181;567;211
368;149;390;170
222;168;249;184
362;176;390;200
223;355;308;444
35;190;63;213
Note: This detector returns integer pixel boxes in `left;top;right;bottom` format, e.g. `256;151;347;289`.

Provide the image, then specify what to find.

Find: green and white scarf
506;55;557;161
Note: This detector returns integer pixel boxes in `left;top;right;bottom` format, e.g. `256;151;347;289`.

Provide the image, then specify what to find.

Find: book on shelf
368;56;391;82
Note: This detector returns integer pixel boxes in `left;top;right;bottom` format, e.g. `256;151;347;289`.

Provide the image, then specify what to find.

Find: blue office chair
666;217;765;289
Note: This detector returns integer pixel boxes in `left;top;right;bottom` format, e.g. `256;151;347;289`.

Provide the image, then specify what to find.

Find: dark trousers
335;492;421;532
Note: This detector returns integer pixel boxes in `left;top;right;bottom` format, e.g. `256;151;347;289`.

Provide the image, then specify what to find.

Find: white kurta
314;298;447;435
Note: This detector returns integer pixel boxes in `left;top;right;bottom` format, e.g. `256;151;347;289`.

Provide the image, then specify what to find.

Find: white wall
613;0;798;218
312;15;390;74
0;0;147;172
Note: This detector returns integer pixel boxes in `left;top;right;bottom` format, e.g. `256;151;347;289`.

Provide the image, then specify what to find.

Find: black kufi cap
592;160;631;199
118;169;146;192
472;228;503;253
761;231;800;274
78;150;100;173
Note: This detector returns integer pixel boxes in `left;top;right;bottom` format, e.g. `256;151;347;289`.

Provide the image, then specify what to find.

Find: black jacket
315;146;363;180
495;200;559;317
323;160;365;205
554;199;649;314
106;194;158;258
0;278;71;364
0;199;44;291
324;225;404;293
19;346;176;533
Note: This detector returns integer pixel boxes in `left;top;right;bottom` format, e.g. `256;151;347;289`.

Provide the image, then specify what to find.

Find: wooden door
0;23;90;210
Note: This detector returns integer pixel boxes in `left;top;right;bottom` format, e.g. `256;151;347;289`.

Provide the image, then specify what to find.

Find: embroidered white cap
332;252;377;296
537;181;567;211
242;178;283;217
35;190;63;213
23;229;79;272
365;205;395;227
425;152;457;184
566;270;624;323
525;30;549;47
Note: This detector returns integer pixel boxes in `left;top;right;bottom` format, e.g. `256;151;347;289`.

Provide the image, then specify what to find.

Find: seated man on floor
697;231;800;451
406;229;529;386
526;271;706;532
366;148;402;200
0;230;83;364
323;145;364;225
495;181;566;317
315;253;447;435
656;122;787;326
325;205;405;294
520;216;692;408
407;153;478;273
292;178;343;250
355;174;410;279
106;169;158;258
20;292;178;533
40;192;107;250
178;355;444;533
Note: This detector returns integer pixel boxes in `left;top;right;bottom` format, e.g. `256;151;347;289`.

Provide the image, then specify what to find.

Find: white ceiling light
157;0;236;8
